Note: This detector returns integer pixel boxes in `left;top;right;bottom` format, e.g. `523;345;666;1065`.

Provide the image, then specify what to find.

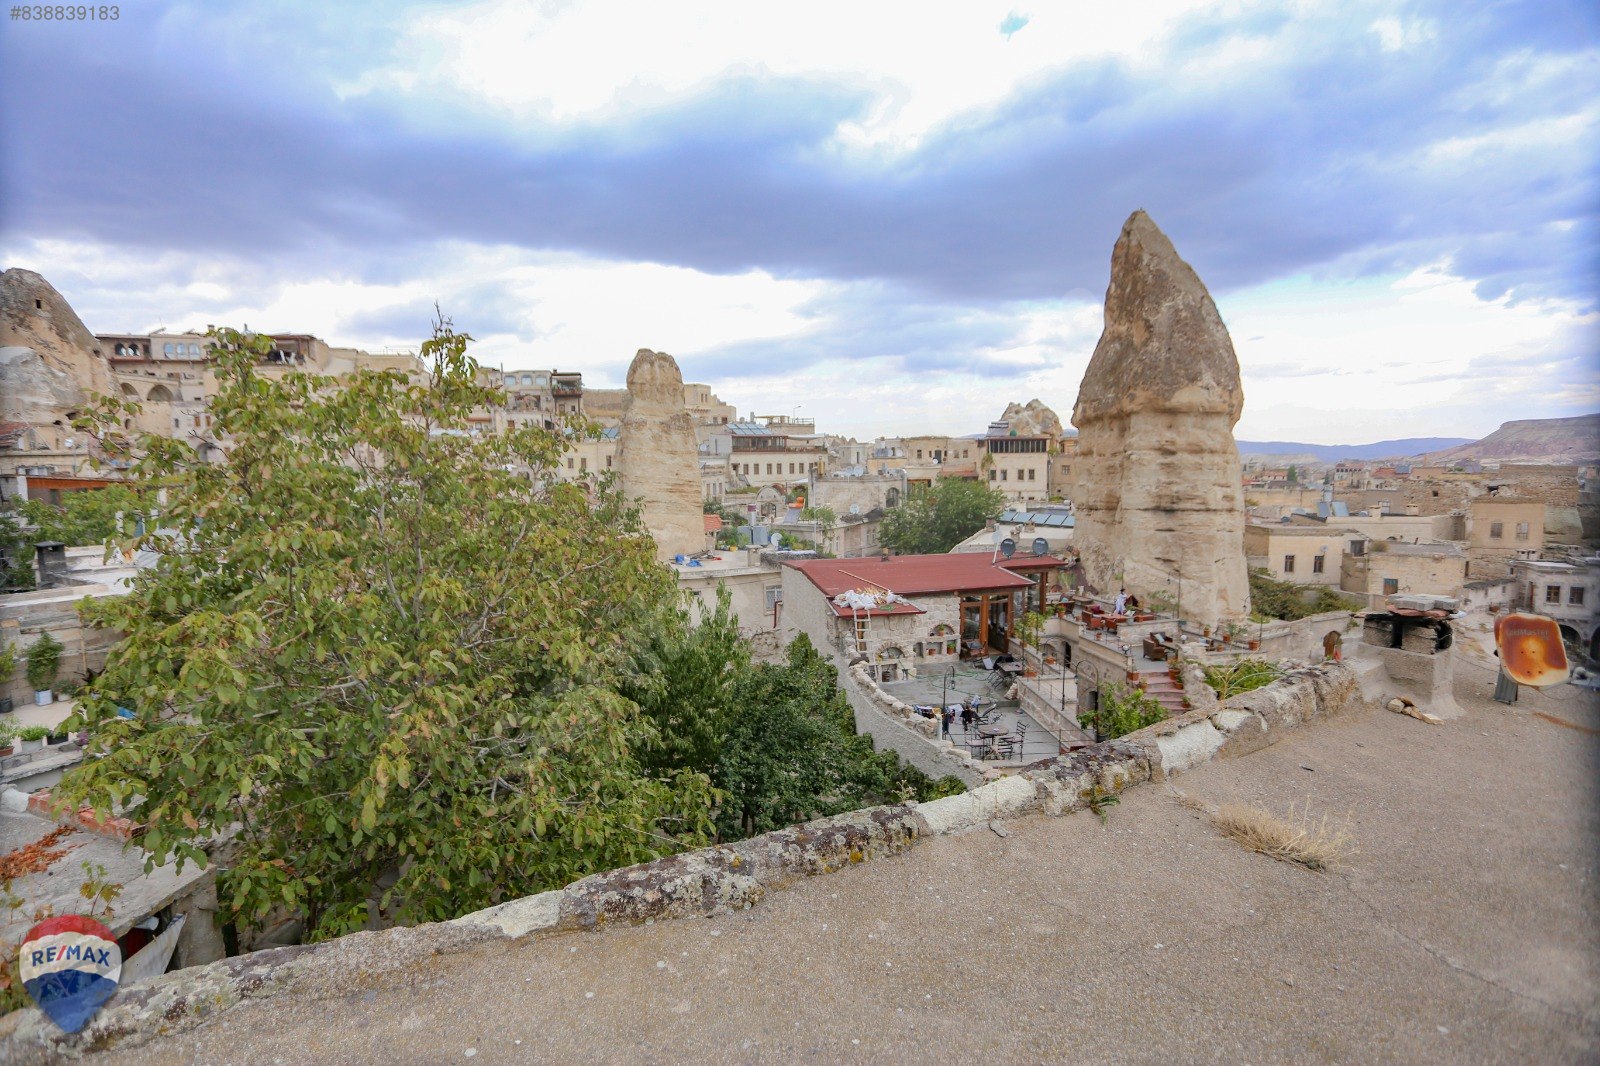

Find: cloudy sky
2;0;1595;444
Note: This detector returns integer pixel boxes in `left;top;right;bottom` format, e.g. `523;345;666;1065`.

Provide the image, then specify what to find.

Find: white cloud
342;0;1235;148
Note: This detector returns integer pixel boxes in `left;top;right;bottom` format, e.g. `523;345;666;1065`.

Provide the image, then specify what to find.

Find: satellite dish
849;503;860;514
1000;537;1016;559
1032;537;1048;556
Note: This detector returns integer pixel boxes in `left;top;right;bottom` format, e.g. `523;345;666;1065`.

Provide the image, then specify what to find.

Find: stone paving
881;665;1060;762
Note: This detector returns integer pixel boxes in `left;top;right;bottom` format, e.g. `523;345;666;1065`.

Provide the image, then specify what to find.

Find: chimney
34;541;68;588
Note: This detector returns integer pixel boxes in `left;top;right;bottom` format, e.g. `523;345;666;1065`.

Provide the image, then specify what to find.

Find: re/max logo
31;944;113;968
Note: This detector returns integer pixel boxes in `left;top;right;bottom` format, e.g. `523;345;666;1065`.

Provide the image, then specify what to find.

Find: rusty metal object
1494;613;1570;688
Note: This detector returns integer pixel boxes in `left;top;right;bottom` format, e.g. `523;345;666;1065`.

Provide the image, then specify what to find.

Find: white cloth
1113;592;1128;614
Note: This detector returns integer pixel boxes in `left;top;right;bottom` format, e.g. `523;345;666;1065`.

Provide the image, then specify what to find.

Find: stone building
782;552;1064;682
1244;523;1347;586
729;419;823;490
1465;495;1544;578
1070;210;1249;622
805;469;908;517
490;368;585;431
981;422;1055;505
1509;556;1599;659
1339;540;1469;610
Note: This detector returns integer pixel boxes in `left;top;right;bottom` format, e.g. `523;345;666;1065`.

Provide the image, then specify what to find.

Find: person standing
1114;588;1128;614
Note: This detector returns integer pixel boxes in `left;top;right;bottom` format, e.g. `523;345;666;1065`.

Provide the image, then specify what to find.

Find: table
997;662;1024;675
975;723;1008;759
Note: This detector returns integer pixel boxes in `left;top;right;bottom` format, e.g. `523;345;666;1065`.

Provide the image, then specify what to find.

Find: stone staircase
1135;670;1189;715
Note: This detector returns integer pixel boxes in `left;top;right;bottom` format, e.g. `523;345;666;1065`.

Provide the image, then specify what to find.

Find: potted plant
18;726;49;754
26;632;63;706
0;720;16;757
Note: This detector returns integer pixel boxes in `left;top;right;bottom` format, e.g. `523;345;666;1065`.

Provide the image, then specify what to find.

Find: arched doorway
1323;630;1343;661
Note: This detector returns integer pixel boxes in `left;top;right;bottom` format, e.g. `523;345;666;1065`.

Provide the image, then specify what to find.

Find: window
1312;555;1324;574
1027;468;1035;480
1546;585;1562;604
988;470;996;481
916;450;923;459
1571;587;1585;606
1350;540;1365;557
1515;522;1529;541
567;458;574;469
764;585;782;609
163;343;175;356
579;457;587;472
606;455;613;468
1283;555;1295;573
1383;578;1399;595
188;344;201;356
1490;521;1503;540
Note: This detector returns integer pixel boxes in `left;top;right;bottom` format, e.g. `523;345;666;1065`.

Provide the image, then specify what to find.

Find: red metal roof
788;552;1063;599
704;513;724;534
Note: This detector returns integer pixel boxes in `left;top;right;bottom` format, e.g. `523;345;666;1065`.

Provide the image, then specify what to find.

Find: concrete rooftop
109;654;1597;1063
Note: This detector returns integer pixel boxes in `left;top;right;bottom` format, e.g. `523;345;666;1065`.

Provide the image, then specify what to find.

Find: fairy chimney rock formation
618;349;704;562
998;399;1065;438
0;269;114;428
1070;210;1249;624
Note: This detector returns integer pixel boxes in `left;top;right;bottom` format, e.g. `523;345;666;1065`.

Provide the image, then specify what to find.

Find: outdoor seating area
880;663;1062;764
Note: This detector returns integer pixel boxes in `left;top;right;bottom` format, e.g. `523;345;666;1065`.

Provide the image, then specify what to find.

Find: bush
1201;658;1282;702
18;726;50;742
1093;681;1168;739
1248;569;1360;621
25;632;62;692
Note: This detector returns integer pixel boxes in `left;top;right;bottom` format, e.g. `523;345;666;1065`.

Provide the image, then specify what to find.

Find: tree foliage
1092;682;1168;740
625;606;964;841
713;634;961;839
878;478;1007;555
0;517;36;592
18;484;149;548
58;324;715;940
1248;568;1362;621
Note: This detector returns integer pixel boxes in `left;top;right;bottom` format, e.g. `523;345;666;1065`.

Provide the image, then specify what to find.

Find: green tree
18;483;149;548
0;516;37;592
713;634;960;839
878;478;1007;555
58;324;715;941
1286;465;1299;483
622;587;747;779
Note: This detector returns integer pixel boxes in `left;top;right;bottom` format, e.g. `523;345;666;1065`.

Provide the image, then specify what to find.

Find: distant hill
1235;437;1473;463
1422;414;1600;465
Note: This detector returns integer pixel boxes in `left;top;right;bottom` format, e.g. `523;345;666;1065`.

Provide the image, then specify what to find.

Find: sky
2;0;1596;444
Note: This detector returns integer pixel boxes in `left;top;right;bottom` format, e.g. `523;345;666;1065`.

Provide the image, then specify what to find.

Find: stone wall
806;473;906;517
0;661;1368;1060
1;584;123;705
838;664;987;789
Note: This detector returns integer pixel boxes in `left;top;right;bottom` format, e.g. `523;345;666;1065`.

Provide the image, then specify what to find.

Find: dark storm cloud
678;283;1072;384
1;0;1595;326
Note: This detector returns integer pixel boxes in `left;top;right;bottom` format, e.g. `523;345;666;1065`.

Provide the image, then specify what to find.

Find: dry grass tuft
1209;801;1352;872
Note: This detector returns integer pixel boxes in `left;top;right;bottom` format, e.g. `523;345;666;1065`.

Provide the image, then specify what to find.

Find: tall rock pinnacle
1070;211;1250;624
0;269;114;427
618;349;704;563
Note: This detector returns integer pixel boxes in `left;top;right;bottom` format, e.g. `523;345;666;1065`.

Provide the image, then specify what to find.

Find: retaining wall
0;661;1366;1062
